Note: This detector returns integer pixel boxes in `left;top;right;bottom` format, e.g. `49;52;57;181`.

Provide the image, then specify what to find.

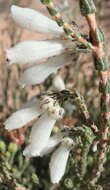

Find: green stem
40;0;93;49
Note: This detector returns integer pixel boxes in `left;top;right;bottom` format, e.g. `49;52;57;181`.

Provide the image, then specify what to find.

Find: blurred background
0;0;110;189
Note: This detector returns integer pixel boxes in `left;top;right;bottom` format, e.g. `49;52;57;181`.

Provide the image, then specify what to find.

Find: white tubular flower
4;99;41;131
23;133;63;158
28;113;56;156
4;94;65;157
6;5;76;86
26;101;64;156
40;134;63;157
52;75;65;91
11;5;63;35
4;94;64;131
19;53;72;86
49;137;73;184
6;40;68;65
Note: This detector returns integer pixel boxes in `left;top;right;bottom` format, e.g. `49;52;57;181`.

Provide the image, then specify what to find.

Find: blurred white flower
40;134;63;157
5;98;41;131
92;141;98;152
52;75;66;91
23;133;63;158
6;5;75;87
25;113;56;156
49;137;73;184
24;130;74;184
4;95;64;156
11;5;64;35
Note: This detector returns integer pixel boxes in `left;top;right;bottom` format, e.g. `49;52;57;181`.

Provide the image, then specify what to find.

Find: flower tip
5;49;13;65
50;175;60;184
23;146;31;157
11;5;19;14
4;125;8;130
19;80;26;88
31;150;41;157
4;126;12;131
4;121;10;131
23;150;28;157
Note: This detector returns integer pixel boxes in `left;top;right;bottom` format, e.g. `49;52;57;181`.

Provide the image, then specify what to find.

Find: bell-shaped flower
19;53;71;87
26;113;56;156
4;95;65;156
4;99;41;131
49;137;74;184
6;5;75;86
11;5;64;35
6;40;71;65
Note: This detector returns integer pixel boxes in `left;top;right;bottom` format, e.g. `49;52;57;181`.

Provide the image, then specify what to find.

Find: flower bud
8;143;18;153
64;178;73;189
32;173;39;184
0;140;6;153
5;151;11;159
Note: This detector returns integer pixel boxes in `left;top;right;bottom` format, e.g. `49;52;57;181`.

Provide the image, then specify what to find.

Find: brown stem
85;13;110;185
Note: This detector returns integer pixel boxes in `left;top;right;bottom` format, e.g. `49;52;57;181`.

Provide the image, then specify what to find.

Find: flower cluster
6;5;75;87
5;93;74;183
4;4;75;184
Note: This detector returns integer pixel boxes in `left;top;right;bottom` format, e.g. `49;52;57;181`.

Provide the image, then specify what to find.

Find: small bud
5;151;11;159
8;143;18;153
0;140;6;153
64;178;73;189
32;173;39;184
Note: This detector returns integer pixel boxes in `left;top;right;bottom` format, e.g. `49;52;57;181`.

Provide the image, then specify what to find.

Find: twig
79;0;110;185
71;89;98;133
40;0;94;50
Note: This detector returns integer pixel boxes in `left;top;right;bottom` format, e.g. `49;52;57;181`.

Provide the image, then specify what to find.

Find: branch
79;0;110;185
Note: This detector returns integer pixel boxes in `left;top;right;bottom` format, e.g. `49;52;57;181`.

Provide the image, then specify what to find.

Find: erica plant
2;0;110;190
